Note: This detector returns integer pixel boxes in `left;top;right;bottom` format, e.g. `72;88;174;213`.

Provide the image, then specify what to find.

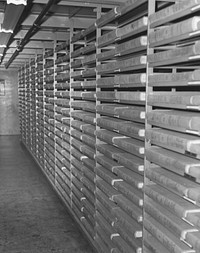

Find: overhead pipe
6;0;34;47
0;0;33;65
5;0;60;68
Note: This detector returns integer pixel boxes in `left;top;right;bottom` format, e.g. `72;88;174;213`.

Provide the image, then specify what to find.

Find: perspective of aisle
0;135;95;253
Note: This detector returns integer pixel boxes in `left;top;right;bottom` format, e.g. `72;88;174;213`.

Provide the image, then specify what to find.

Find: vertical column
30;58;37;156
77;19;98;241
25;61;31;148
43;43;55;184
70;23;97;241
18;67;23;141
70;26;85;223
54;39;71;207
95;0;148;252
95;6;121;253
35;53;44;167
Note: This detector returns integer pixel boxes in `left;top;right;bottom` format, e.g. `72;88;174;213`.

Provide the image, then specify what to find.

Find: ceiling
0;0;124;69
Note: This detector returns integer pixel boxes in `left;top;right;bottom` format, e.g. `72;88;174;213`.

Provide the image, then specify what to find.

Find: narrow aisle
0;136;95;253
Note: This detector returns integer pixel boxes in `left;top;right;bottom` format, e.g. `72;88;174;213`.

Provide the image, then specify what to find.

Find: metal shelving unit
18;1;200;252
144;1;200;252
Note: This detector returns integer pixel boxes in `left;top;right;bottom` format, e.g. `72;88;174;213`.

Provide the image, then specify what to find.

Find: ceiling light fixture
7;0;27;4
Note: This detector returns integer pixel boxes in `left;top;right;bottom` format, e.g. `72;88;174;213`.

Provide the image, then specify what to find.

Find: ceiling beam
4;53;35;58
9;40;43;48
71;17;95;28
3;58;31;63
22;14;69;27
14;30;69;41
16;48;40;54
4;48;17;54
22;15;95;29
30;3;96;17
33;0;123;7
0;66;19;69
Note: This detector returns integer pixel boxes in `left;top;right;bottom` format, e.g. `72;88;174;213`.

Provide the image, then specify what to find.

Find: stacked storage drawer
35;54;44;167
145;1;200;252
54;40;71;206
44;48;55;184
95;0;148;252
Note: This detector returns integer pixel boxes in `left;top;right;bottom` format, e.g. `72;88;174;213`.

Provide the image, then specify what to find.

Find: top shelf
71;0;148;43
97;0;147;28
150;0;200;28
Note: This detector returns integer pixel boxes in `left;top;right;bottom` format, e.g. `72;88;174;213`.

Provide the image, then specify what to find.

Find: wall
0;69;20;135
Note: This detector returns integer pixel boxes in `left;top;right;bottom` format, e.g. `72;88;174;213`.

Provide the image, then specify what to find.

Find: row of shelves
18;0;200;253
145;1;200;253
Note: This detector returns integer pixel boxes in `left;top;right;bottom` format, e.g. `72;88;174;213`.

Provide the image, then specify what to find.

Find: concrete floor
0;135;95;253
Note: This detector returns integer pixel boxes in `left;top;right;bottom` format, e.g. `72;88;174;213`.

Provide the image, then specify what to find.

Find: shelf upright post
42;42;45;170
94;4;102;249
52;35;56;184
43;40;55;183
144;0;156;251
54;31;71;207
69;19;74;211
